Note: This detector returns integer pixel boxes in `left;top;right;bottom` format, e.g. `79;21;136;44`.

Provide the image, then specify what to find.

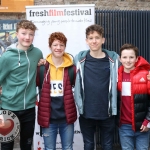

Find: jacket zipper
24;51;30;109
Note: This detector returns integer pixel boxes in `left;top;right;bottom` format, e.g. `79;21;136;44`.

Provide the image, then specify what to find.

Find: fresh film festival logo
29;8;92;17
0;110;20;142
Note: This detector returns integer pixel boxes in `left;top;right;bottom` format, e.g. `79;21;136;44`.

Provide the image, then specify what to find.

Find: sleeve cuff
142;119;149;126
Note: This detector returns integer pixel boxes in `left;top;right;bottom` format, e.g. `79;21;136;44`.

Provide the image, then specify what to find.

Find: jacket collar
78;49;116;63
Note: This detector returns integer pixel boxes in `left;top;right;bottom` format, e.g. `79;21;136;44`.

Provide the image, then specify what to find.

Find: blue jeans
42;123;74;150
119;124;149;150
1;107;35;150
79;115;115;150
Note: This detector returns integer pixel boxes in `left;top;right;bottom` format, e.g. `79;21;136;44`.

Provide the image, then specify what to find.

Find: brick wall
0;0;150;19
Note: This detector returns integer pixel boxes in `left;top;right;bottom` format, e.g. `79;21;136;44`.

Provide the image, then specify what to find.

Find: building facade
0;0;150;19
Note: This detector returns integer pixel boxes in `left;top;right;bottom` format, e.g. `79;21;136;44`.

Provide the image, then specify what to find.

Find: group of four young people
0;20;150;150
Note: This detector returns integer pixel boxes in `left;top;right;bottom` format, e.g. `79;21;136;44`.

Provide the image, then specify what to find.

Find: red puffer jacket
37;62;77;127
117;56;150;131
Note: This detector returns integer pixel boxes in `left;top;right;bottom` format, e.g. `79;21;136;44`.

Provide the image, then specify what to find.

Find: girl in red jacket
37;32;77;150
117;43;150;150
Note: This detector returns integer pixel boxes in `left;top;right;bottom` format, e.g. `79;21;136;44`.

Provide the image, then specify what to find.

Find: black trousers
79;115;115;150
1;107;35;150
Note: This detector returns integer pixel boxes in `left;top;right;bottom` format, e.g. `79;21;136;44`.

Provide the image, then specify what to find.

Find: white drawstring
17;49;20;66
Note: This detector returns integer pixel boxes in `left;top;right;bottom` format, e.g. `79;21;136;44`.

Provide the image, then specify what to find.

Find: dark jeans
1;107;35;150
79;115;115;150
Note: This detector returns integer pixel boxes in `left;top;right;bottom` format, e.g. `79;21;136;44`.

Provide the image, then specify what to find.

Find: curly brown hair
16;20;37;32
49;32;67;47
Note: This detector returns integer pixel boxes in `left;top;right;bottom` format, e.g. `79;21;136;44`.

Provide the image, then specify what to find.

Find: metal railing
95;10;150;62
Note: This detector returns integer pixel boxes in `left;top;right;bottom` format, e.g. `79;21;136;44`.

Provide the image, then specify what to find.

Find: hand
147;71;150;80
140;125;149;132
38;59;46;66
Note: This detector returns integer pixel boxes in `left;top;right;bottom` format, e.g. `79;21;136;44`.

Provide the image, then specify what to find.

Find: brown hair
86;24;104;38
49;32;67;47
16;20;37;32
120;43;139;58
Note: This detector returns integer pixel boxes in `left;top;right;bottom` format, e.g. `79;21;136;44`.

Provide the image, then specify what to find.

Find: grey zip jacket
74;49;119;116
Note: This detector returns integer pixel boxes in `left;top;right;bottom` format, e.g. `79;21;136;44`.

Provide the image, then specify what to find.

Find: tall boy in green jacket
0;20;43;150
